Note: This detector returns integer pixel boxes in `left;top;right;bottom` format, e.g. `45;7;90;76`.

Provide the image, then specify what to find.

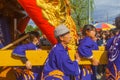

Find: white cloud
94;0;120;23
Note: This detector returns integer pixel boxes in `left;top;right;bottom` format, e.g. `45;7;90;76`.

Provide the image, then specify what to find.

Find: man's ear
59;36;63;41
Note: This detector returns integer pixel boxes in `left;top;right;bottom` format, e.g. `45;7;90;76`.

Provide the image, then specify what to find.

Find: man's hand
26;61;32;69
91;58;99;66
75;52;81;62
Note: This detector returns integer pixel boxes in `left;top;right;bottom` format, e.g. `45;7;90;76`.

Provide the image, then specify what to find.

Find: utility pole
88;0;91;24
106;12;108;23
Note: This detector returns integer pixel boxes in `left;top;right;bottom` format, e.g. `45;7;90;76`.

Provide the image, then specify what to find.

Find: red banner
18;0;57;45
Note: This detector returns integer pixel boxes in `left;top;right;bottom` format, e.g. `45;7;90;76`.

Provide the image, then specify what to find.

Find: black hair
18;32;30;44
110;28;120;35
82;24;96;36
29;31;40;41
115;15;120;29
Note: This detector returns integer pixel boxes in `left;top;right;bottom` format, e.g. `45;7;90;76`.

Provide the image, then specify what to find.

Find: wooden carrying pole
1;34;29;50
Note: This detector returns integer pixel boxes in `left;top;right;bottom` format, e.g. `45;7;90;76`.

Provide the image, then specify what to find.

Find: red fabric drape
18;0;57;45
17;16;30;33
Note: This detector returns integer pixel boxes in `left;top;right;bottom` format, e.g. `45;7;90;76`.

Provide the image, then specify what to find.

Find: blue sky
28;19;36;27
94;0;120;23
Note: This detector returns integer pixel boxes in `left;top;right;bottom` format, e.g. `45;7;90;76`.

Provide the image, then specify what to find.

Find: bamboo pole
1;34;29;50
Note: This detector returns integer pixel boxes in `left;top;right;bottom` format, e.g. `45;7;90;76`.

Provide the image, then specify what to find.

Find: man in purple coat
43;24;81;80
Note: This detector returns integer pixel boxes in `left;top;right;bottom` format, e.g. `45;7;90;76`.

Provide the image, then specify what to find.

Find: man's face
60;33;72;44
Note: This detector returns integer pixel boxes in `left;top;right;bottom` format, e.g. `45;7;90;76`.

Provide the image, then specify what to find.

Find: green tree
25;25;42;36
25;25;37;33
70;0;94;31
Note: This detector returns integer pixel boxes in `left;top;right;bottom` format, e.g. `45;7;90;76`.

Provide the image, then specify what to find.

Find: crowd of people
0;15;120;80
